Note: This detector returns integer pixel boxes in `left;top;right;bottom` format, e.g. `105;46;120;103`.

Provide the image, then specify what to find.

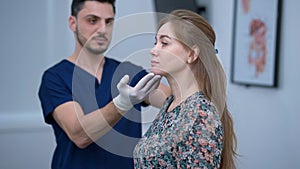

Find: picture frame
231;0;282;87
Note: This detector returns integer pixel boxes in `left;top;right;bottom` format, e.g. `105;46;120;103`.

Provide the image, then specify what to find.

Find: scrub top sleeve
38;71;73;124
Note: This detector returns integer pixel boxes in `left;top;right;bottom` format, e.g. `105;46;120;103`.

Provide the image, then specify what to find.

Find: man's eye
106;19;114;25
88;19;97;24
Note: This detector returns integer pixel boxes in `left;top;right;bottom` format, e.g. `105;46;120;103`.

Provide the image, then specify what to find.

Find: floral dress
133;91;223;169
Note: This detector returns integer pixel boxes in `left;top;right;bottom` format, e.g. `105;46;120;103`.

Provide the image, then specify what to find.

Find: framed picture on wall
231;0;282;87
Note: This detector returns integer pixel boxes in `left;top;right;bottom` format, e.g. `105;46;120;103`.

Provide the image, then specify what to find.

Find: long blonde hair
157;9;238;169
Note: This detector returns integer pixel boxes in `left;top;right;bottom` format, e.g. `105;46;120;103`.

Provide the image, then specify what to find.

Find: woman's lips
151;60;159;67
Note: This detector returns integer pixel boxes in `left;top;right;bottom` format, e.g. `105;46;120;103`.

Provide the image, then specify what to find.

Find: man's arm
52;73;162;149
52;100;123;149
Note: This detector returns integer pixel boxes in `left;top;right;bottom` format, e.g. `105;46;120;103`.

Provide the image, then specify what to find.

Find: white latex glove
113;73;161;112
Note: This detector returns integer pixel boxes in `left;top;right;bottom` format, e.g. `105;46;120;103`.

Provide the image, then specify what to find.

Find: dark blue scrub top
38;57;148;169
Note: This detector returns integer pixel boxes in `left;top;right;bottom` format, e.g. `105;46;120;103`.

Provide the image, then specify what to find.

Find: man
38;0;169;168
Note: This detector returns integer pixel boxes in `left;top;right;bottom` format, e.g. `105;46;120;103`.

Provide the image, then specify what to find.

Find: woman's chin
150;68;166;76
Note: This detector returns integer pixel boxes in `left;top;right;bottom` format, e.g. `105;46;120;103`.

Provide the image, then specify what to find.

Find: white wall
1;0;299;169
0;114;54;169
211;0;300;168
0;1;71;168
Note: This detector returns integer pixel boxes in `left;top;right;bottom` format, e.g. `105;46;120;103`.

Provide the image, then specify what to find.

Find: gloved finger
140;77;161;98
117;74;130;89
134;73;155;90
148;77;161;91
139;75;161;93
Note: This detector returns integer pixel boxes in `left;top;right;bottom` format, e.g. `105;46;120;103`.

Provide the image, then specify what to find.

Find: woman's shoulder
182;91;217;116
184;91;212;107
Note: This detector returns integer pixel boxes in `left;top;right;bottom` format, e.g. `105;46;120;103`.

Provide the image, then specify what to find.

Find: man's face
73;1;115;55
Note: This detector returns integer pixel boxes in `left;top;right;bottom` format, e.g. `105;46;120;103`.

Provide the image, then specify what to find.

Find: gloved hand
113;73;161;112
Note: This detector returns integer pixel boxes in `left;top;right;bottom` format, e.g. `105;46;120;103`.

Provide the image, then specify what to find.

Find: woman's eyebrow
159;34;172;40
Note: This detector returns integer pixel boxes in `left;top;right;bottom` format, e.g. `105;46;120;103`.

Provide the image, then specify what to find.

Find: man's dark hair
71;0;116;17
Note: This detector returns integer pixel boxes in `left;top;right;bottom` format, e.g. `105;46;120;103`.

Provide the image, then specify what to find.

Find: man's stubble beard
75;28;109;55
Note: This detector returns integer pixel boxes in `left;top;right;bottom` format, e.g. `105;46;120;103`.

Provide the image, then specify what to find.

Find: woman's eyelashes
161;41;168;47
154;40;168;47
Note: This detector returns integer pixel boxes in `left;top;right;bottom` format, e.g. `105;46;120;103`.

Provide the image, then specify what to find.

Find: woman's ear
69;16;76;32
187;45;200;63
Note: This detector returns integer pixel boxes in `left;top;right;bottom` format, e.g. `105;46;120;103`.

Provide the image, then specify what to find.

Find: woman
133;9;237;169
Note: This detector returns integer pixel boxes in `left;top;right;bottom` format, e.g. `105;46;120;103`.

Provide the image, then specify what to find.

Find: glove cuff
113;95;133;112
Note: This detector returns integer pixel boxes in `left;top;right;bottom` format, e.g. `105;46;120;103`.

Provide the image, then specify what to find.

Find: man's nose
96;20;107;33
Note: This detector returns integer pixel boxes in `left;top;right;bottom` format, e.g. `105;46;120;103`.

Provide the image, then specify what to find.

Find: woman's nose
150;46;158;57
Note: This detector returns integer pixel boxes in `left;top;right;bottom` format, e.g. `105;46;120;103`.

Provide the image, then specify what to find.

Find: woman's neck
166;72;199;105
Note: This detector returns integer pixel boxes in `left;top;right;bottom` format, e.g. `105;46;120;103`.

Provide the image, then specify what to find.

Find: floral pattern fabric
134;91;223;169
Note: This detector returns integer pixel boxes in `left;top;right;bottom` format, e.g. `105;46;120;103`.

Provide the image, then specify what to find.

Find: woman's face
150;22;190;77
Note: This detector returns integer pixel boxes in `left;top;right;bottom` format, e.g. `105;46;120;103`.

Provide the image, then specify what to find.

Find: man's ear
69;16;76;32
187;45;200;63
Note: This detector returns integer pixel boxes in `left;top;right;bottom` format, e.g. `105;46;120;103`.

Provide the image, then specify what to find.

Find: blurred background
0;0;299;168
